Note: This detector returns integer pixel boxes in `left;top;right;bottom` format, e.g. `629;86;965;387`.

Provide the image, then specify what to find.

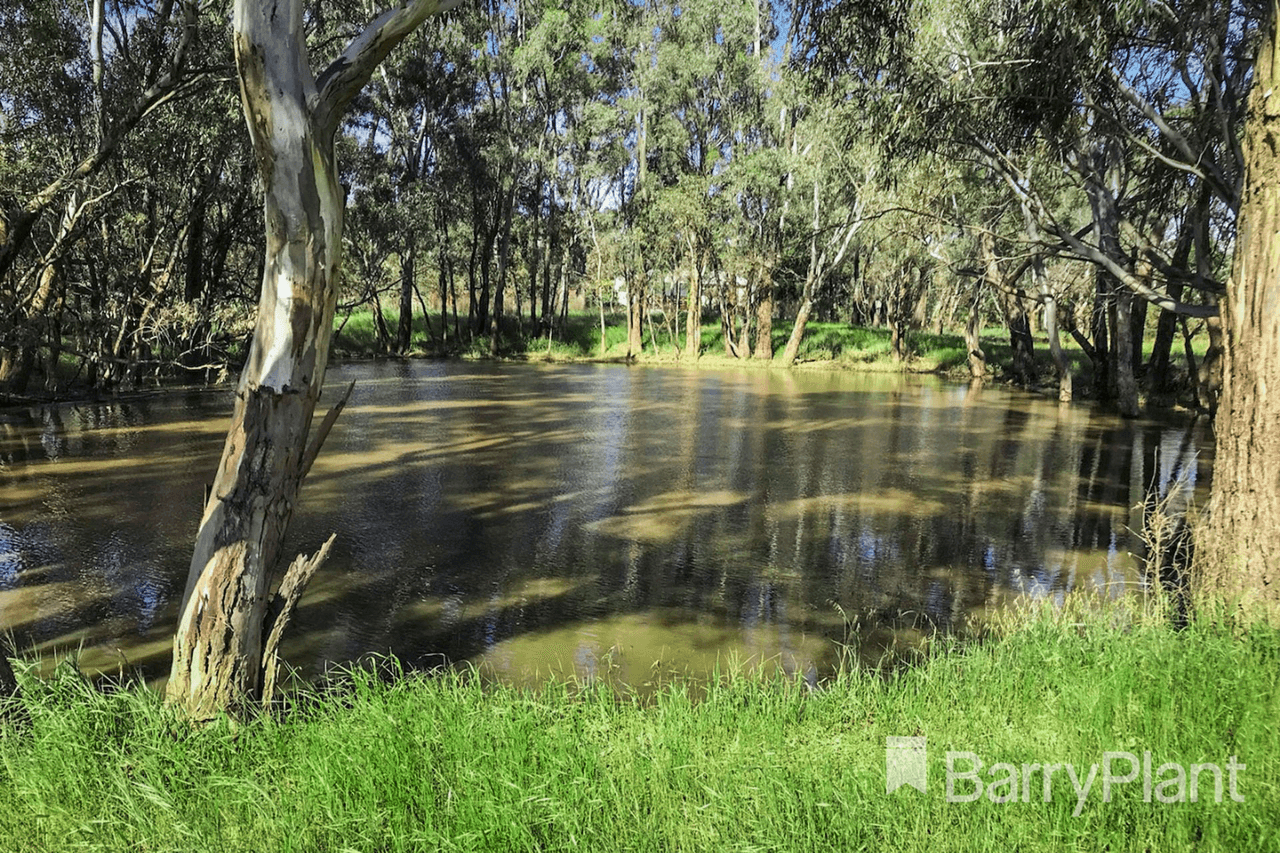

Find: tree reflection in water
0;362;1211;692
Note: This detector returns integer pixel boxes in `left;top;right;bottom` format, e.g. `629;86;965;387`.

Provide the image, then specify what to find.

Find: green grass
330;305;1213;407
332;307;972;371
2;609;1276;852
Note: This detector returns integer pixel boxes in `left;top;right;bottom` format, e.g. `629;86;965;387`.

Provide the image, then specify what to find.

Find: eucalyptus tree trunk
736;297;752;357
489;181;515;356
527;186;542;329
889;265;913;363
0;265;58;395
1002;293;1036;385
1146;201;1200;393
168;0;460;720
1086;144;1139;417
684;241;703;360
979;232;1036;386
1112;289;1140;417
1198;4;1280;622
780;177;859;368
0;342;36;396
1042;292;1072;403
964;291;986;380
1090;271;1112;399
2;187;113;395
780;182;824;368
628;274;646;358
396;242;415;353
753;274;774;359
779;293;812;367
719;296;738;357
1019;205;1070;401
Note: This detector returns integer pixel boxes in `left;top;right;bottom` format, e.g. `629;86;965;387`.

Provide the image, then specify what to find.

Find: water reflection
0;363;1211;690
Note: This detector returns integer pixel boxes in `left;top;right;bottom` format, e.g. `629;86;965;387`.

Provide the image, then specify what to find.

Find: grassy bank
333;307;1206;394
333;308;990;374
1;609;1276;852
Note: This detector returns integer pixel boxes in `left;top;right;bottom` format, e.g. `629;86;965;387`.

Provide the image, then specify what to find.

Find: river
0;361;1211;691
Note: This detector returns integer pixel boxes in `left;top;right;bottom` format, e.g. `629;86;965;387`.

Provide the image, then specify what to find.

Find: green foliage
2;0;1235;406
0;0;259;397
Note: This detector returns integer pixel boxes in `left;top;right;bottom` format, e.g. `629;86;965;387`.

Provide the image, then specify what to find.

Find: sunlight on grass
1;609;1275;851
330;306;1213;412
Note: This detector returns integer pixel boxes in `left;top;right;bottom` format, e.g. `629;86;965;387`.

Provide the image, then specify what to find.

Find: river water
0;361;1210;691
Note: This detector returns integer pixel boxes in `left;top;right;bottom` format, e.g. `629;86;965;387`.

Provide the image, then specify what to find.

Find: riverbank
2;606;1275;852
0;319;983;413
3;308;1205;413
334;309;1006;377
333;308;1209;409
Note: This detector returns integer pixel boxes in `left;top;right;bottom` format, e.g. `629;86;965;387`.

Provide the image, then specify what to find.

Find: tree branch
0;0;200;282
1106;66;1236;208
260;533;336;707
984;147;1219;319
299;380;356;483
313;0;465;137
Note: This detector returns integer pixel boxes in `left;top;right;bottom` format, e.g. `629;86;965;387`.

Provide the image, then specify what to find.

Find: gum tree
777;105;876;367
167;0;463;719
0;0;205;394
799;0;1275;616
1198;0;1280;621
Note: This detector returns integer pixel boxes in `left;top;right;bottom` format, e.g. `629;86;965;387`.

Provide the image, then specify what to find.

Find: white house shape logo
887;736;927;793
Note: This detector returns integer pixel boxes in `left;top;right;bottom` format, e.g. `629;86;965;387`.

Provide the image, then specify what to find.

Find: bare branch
299;380;357;482
261;533;337;707
0;0;200;281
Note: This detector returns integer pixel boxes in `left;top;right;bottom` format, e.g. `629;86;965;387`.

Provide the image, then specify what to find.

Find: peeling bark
1198;2;1280;622
261;534;336;706
168;0;460;719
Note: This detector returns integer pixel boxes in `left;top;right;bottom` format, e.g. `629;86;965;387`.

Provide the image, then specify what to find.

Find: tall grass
1;608;1276;852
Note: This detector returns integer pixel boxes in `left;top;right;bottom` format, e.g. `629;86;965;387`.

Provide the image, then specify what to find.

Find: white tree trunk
168;0;461;719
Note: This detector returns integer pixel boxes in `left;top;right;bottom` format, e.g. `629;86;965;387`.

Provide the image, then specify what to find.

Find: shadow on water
0;361;1213;694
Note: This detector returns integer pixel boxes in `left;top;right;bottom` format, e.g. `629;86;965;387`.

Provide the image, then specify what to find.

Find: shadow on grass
335;309;1105;386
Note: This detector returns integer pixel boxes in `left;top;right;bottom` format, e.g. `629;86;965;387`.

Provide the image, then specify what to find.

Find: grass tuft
0;611;1275;851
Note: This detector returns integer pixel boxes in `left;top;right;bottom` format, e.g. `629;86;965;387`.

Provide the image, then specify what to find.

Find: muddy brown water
0;361;1210;692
